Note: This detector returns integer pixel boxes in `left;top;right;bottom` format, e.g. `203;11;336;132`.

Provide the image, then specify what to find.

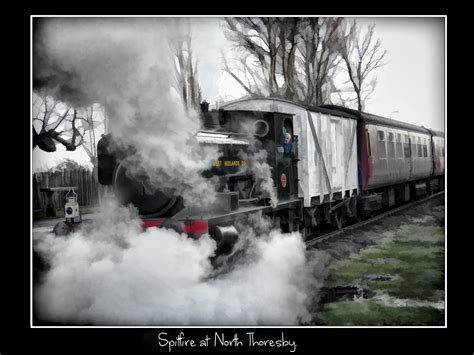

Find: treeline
222;17;387;111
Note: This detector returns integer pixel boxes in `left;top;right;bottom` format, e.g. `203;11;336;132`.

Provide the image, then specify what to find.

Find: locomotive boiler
97;97;445;251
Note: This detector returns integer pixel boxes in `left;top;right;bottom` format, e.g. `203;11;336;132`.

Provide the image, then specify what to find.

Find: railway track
305;191;445;248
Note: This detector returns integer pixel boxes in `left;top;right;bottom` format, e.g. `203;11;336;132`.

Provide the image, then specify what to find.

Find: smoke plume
234;119;278;207
34;17;218;208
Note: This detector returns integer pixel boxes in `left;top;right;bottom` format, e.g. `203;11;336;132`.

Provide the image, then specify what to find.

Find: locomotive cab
206;109;299;203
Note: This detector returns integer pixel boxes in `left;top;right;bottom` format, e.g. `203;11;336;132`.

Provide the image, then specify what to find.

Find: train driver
283;132;294;155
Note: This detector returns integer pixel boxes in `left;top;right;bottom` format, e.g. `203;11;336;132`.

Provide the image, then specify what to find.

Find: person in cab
283;132;294;156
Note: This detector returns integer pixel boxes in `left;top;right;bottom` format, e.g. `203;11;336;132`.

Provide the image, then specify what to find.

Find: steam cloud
234;119;278;207
34;17;218;208
239;149;278;207
34;202;326;325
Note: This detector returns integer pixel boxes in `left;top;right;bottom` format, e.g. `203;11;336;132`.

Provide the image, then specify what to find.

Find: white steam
34;18;218;207
234;119;278;207
34;202;320;325
246;149;278;207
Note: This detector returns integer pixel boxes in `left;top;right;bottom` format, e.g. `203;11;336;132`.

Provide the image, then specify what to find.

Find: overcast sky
32;16;445;170
355;17;445;131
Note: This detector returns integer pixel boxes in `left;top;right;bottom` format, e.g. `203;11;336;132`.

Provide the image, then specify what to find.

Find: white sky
355;17;445;131
32;16;445;171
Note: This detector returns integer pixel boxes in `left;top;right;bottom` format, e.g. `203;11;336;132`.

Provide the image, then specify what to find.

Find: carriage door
274;113;298;201
408;136;413;179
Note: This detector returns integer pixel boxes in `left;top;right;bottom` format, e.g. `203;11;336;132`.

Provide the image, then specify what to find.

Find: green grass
319;215;445;325
319;299;444;326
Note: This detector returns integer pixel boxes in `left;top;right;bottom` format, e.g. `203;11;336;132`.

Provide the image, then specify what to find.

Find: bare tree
297;17;343;105
336;20;387;111
79;105;106;169
172;35;202;110
77;104;108;204
223;17;344;106
223;17;283;98
33;92;106;160
275;17;302;101
33;92;85;152
222;50;265;96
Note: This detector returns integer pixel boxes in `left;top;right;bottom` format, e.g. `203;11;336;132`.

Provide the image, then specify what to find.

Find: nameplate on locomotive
213;160;248;167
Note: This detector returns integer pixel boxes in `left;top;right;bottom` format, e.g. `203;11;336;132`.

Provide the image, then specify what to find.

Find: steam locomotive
97;97;445;251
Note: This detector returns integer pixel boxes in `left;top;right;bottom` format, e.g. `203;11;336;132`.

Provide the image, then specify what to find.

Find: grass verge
319;214;445;326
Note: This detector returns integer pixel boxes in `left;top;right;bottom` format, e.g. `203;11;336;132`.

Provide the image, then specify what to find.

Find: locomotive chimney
200;100;209;113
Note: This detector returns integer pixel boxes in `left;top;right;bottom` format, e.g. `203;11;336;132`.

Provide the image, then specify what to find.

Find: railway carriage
322;105;444;207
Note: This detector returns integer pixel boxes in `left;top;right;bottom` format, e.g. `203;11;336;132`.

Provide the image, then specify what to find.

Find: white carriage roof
220;96;359;120
220;97;442;135
320;105;436;135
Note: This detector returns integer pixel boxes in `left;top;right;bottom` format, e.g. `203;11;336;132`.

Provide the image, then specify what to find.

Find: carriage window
404;140;411;157
404;137;411;158
411;137;417;158
423;138;428;157
377;130;386;157
387;132;395;158
283;118;293;137
417;136;423;158
396;134;403;158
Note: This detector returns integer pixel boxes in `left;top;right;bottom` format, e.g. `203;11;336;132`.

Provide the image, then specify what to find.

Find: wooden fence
33;169;100;211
